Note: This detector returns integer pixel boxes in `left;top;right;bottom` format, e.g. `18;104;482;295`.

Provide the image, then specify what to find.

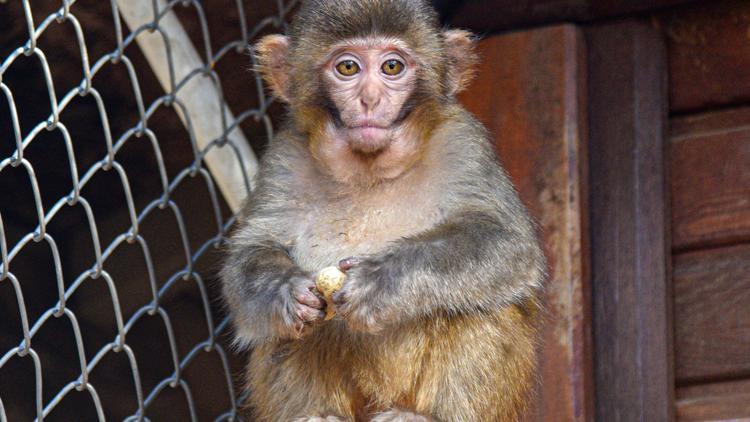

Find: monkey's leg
246;334;358;422
414;303;539;422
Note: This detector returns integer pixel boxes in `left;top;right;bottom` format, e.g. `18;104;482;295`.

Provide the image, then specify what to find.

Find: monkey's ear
254;34;291;102
443;29;479;96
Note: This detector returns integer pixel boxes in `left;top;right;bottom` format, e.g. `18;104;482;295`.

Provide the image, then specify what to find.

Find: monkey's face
321;37;419;155
253;0;478;184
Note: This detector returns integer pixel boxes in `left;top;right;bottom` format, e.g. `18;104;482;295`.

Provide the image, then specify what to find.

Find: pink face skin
321;38;419;156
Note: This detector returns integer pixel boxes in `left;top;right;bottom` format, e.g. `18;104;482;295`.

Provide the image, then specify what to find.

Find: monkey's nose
360;95;381;111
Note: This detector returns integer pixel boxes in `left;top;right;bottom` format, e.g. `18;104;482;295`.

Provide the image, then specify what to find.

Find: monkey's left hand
331;256;400;333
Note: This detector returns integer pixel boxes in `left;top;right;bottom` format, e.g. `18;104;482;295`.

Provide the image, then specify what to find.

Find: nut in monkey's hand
315;266;347;320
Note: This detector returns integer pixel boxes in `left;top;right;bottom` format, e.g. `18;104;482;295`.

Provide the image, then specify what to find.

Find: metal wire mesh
0;0;297;420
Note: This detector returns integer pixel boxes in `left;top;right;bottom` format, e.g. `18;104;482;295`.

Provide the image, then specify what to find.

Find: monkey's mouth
347;125;391;154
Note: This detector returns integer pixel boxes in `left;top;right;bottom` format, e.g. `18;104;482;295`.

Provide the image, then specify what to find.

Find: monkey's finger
338;257;362;271
331;289;349;305
296;305;326;323
306;284;326;299
295;290;325;309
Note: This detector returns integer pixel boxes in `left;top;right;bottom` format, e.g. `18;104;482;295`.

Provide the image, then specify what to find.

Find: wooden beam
459;25;593;421
442;0;701;35
586;20;673;421
116;0;258;212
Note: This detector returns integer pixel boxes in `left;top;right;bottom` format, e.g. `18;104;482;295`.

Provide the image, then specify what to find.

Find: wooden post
586;20;673;421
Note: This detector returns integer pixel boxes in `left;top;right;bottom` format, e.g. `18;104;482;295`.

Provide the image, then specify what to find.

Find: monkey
220;0;546;420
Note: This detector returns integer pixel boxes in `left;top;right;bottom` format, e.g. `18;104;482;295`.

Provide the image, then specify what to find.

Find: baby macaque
221;0;545;420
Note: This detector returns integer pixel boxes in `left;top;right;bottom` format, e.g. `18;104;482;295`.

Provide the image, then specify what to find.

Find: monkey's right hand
277;273;327;338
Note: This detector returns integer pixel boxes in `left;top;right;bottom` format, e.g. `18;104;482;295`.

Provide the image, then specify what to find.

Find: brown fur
247;300;540;421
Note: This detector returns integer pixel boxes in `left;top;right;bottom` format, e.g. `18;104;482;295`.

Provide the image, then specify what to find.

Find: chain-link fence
0;0;297;420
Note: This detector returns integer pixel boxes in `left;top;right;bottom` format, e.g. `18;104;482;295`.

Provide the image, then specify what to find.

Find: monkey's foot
294;416;348;422
371;409;436;422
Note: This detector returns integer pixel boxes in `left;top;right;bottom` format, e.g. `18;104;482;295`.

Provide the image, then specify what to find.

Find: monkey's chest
291;199;442;271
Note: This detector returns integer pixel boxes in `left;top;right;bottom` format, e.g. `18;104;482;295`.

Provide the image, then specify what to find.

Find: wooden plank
459;25;593;422
658;0;750;113
441;0;699;35
677;379;750;421
670;107;750;251
586;20;674;421
676;379;750;421
674;244;750;383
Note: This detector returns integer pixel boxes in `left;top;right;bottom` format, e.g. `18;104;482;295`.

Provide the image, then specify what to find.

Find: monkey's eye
335;60;360;77
381;59;405;76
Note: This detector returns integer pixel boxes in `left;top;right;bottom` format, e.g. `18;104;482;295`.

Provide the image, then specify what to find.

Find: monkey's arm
220;144;326;346
333;209;544;332
222;239;326;346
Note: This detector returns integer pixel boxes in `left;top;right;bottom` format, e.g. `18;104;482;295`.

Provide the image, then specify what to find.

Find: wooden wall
658;1;750;420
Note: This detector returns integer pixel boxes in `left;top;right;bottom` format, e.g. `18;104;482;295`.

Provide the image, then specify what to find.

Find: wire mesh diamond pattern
0;0;296;420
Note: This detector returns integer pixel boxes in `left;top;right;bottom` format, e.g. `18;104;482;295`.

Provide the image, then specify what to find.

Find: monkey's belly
247;303;538;421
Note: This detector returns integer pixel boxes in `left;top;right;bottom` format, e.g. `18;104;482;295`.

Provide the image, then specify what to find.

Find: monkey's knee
371;409;436;422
